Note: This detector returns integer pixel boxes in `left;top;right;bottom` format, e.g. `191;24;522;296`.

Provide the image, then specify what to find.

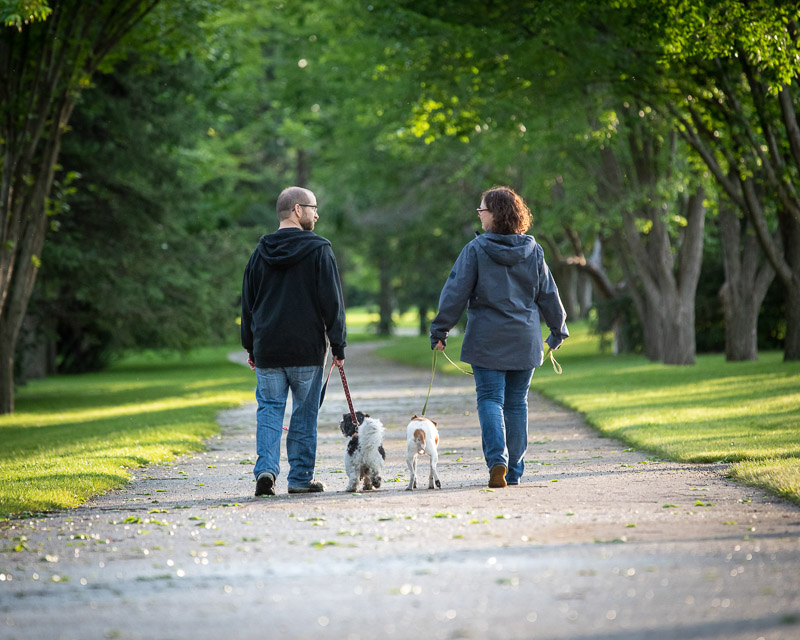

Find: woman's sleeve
535;253;569;350
430;244;478;346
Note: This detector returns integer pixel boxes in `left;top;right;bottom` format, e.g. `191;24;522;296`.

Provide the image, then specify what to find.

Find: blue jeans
473;367;534;484
253;365;324;487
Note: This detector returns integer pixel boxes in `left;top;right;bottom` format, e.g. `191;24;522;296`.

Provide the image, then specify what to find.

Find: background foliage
9;0;798;386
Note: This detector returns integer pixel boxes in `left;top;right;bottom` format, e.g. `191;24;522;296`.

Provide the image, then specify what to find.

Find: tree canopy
3;0;798;411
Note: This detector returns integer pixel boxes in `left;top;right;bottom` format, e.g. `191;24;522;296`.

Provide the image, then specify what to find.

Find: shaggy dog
406;415;442;490
341;412;386;492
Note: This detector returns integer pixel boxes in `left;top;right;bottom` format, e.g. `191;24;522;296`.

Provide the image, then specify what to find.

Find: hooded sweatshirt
430;232;568;370
241;228;346;368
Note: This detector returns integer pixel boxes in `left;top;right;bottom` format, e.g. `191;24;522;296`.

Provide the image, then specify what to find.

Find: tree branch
779;85;800;205
740;176;792;284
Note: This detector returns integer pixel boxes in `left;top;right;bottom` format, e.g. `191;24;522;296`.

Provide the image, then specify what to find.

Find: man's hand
333;356;344;366
247;355;256;371
435;340;445;351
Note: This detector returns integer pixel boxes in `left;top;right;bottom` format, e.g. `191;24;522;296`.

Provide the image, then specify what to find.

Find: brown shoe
488;465;507;488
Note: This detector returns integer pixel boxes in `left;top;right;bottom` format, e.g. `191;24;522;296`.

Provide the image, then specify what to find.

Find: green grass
346;306;424;338
0;346;254;518
375;323;800;504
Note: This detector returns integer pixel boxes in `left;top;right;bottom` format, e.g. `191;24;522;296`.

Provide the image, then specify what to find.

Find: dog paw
435;479;442;489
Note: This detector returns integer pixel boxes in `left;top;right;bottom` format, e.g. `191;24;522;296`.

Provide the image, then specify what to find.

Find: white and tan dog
406;415;441;490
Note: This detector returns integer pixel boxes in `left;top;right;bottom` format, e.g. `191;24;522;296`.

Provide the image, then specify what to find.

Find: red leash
337;363;360;427
318;361;360;428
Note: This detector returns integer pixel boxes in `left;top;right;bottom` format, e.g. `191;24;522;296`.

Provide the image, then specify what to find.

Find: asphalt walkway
1;342;799;639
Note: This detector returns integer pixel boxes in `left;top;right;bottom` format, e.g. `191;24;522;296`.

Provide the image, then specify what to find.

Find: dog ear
430;419;438;427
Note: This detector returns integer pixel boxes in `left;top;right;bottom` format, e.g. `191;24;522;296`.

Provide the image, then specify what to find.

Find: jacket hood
476;232;536;266
257;228;331;267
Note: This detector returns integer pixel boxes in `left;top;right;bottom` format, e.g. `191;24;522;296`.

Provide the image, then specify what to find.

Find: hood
476;233;536;266
257;228;331;268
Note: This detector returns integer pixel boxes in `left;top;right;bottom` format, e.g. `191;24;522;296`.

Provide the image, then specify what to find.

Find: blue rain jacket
430;232;569;370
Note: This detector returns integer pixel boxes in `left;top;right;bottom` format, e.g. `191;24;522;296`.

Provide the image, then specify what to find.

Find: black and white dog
340;411;386;492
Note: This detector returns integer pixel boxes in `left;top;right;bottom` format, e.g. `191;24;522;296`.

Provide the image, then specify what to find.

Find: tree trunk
717;193;775;361
779;202;800;360
671;76;800;362
786;283;800;361
296;148;309;187
559;265;579;320
377;258;392;336
418;305;428;337
577;271;593;318
661;292;696;365
720;285;759;361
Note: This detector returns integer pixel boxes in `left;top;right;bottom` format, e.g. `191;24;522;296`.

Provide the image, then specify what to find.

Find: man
241;186;346;496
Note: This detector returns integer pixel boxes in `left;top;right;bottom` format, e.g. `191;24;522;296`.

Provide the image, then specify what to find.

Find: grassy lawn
346;306;424;339
375;323;800;504
0;346;254;518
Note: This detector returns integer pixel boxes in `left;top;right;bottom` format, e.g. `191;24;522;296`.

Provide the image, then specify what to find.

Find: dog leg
344;454;358;492
370;469;382;489
429;449;442;489
406;449;416;491
362;470;373;491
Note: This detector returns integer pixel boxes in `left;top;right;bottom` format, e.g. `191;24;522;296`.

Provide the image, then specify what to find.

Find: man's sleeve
535;251;569;350
240;261;254;358
319;246;346;358
430;244;478;345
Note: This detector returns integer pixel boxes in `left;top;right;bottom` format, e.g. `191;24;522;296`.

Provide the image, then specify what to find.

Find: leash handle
545;347;563;374
337;363;360;426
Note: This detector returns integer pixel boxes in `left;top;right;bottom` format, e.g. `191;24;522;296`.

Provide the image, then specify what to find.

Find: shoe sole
488;465;507;488
255;475;275;496
288;484;325;494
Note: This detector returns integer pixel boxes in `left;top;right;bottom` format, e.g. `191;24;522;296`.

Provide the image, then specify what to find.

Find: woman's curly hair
482;186;532;235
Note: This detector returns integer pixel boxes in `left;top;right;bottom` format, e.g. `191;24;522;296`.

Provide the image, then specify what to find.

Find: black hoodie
241;228;346;367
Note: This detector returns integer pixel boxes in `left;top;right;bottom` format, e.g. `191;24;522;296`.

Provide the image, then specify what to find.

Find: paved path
2;342;799;640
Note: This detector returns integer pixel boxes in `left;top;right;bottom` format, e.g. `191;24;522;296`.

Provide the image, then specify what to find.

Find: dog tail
413;428;426;448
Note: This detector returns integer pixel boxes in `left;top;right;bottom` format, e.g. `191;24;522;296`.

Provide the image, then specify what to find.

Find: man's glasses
298;203;318;213
476;208;489;213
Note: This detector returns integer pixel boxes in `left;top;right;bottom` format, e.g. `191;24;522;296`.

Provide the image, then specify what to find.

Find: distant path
1;342;799;640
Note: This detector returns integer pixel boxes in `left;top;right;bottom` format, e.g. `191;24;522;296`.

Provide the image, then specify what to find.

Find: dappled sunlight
529;344;800;466
0;347;256;515
3;390;253;429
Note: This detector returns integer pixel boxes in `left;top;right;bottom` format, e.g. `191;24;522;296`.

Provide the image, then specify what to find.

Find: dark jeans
473;367;534;484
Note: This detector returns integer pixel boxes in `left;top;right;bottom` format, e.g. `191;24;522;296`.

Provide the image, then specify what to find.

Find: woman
430;186;569;488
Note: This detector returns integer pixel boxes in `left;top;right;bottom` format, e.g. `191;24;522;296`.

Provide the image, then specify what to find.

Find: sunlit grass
346;306;424;337
375;323;800;504
0;346;254;517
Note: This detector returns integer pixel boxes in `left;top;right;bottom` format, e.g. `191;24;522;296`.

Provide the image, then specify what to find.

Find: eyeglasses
297;203;318;213
476;208;489;213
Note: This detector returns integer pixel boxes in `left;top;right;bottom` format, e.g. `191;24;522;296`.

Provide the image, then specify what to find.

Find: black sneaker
287;480;326;494
255;472;275;496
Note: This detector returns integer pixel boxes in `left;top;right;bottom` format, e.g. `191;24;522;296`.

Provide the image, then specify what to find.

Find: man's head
276;186;318;231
